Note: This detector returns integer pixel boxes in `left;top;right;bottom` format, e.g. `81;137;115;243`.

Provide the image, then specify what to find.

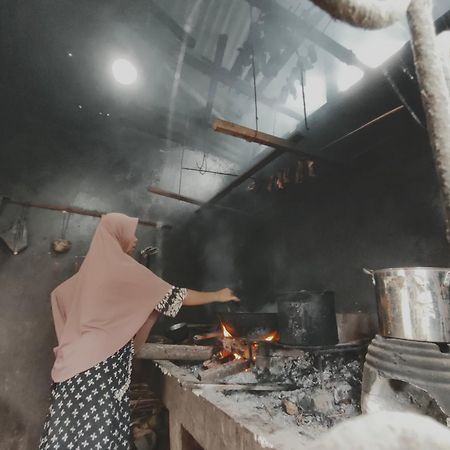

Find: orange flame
221;322;233;338
262;331;280;342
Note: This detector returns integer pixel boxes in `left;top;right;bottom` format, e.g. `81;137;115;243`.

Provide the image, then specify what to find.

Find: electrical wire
196;152;208;175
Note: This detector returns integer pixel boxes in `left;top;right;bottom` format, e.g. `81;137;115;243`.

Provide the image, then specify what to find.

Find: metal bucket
277;290;338;346
364;267;450;342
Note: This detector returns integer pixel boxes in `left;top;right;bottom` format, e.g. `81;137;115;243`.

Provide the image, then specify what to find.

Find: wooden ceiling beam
182;52;303;121
148;0;196;48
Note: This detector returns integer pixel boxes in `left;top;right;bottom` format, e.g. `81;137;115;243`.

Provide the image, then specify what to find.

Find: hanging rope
248;4;259;133
299;61;310;130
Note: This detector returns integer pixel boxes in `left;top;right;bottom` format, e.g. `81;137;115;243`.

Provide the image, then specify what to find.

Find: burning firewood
198;359;250;383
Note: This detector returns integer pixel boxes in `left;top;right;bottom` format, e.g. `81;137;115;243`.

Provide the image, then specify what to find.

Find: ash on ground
202;350;363;435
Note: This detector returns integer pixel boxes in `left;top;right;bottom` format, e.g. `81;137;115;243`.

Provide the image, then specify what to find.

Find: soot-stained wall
167;120;449;314
0;117;181;449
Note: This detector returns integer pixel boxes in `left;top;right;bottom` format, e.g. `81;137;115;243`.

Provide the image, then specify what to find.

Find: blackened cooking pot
277;290;338;346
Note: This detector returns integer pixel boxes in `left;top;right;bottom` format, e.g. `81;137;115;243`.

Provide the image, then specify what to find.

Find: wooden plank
213;119;322;162
213;119;304;154
136;343;214;361
198;359;250;383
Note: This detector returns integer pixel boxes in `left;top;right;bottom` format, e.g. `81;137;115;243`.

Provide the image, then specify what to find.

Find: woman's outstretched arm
183;288;239;306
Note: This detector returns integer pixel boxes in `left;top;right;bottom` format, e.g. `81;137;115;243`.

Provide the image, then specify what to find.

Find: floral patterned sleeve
154;286;187;317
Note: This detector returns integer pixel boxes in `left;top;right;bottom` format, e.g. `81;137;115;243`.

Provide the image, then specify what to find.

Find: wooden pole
407;0;450;246
147;186;203;206
2;197;171;229
136;343;214;361
147;186;247;215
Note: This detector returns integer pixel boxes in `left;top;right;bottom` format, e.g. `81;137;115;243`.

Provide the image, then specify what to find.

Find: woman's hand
215;288;240;303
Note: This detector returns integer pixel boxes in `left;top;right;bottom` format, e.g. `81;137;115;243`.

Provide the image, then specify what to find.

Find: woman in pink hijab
39;213;238;450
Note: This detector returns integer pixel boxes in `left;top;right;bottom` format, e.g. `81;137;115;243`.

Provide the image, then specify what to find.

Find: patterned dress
39;286;186;450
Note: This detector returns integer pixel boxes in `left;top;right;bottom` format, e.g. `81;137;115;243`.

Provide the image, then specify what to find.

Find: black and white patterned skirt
39;341;134;450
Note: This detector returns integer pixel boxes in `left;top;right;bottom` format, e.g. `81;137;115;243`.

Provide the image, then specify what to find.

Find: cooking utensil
140;246;158;268
52;211;72;254
217;312;278;339
168;322;189;343
363;267;450;342
0;207;28;255
193;331;222;344
277;290;338;346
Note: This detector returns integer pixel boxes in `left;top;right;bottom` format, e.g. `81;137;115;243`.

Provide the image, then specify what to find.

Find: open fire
220;321;279;342
218;321;280;362
203;322;280;369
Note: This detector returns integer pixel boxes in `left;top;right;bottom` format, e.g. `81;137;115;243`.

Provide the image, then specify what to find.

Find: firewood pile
129;383;168;450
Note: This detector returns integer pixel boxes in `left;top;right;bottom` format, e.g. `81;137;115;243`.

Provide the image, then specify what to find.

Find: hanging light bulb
112;59;137;85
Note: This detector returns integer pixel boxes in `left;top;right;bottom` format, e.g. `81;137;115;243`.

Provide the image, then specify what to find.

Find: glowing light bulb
112;59;137;85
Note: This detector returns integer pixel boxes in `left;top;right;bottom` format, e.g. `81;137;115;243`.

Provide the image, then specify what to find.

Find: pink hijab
50;213;172;382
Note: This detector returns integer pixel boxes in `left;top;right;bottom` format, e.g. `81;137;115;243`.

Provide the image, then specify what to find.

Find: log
198;359;250;383
136;343;213;361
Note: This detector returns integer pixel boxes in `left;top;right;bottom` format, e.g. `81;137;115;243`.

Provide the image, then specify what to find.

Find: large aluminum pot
364;267;450;342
